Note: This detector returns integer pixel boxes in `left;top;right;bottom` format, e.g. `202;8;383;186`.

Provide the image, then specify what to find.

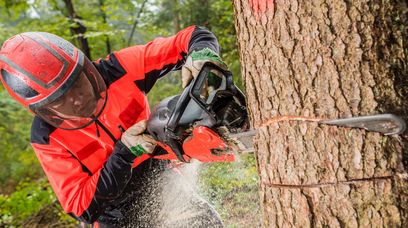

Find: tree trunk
233;0;407;227
127;0;148;46
172;0;181;33
98;0;111;54
62;0;91;58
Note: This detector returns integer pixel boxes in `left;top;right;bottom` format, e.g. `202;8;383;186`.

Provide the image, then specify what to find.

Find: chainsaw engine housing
147;62;248;162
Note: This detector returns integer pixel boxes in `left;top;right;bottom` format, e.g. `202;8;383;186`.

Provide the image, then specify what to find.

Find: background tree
233;0;408;226
61;0;91;58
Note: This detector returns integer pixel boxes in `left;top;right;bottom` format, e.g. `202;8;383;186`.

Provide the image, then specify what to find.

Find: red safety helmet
0;32;107;130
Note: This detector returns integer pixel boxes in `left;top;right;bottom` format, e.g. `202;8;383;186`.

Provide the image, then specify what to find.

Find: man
0;25;226;227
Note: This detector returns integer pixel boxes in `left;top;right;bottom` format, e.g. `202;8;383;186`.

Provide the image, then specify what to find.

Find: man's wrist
115;140;138;162
129;145;148;157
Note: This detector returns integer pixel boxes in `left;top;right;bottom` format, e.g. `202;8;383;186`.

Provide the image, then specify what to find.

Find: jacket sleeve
31;140;136;224
112;25;220;93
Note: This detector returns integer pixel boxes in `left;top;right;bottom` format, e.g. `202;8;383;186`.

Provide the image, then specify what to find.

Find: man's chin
65;111;94;119
77;105;98;118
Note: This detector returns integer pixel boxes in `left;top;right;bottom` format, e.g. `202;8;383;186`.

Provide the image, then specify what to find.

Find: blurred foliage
199;153;261;227
147;72;183;106
0;178;76;227
0;0;257;226
0;91;40;194
151;0;242;88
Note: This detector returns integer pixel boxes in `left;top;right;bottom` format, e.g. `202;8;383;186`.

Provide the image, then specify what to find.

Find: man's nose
70;95;83;107
74;100;81;106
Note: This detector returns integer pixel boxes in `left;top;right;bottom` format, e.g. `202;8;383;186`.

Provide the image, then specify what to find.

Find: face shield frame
30;56;108;130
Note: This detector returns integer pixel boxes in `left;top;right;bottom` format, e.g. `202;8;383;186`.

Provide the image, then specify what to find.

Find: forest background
0;0;260;226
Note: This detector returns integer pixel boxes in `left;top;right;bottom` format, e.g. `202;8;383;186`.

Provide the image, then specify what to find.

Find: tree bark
233;0;407;227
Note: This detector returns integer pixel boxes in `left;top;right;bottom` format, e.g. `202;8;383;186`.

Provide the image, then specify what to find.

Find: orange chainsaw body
152;126;235;163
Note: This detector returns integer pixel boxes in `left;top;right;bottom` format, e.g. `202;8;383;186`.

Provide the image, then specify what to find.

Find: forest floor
199;153;262;227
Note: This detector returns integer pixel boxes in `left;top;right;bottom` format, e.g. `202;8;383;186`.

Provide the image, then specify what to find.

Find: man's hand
121;120;157;157
181;48;227;88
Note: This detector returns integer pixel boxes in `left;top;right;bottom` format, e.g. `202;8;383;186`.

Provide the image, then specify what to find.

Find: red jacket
30;26;220;223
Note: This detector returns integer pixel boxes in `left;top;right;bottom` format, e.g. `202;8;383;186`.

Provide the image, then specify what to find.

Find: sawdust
157;160;224;227
120;160;224;227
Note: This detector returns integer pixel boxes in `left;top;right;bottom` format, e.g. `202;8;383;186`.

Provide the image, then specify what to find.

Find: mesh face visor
31;58;107;130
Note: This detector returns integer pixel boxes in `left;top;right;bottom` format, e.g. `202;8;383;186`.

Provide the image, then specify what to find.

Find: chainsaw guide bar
319;114;406;135
219;114;406;154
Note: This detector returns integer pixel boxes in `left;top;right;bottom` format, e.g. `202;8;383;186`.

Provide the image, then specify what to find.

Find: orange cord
259;115;325;128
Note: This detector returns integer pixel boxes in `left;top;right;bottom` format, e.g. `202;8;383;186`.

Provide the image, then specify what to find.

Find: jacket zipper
95;119;117;143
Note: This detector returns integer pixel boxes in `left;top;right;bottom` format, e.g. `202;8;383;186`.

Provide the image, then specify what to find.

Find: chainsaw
146;62;406;163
